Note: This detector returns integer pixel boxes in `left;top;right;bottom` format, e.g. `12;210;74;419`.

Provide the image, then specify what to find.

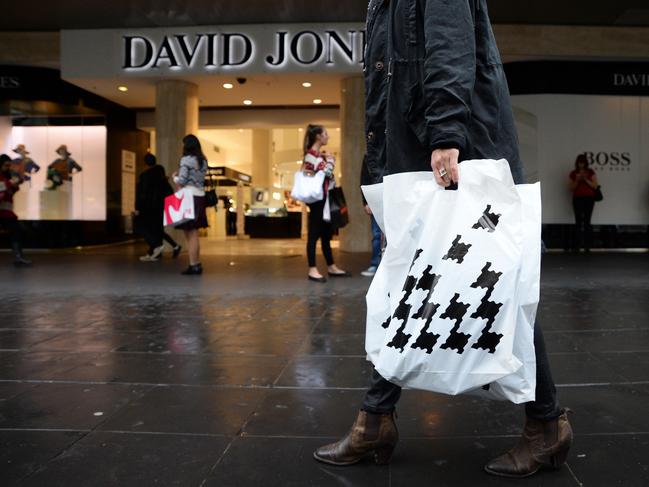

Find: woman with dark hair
172;134;208;275
569;154;599;252
301;124;350;282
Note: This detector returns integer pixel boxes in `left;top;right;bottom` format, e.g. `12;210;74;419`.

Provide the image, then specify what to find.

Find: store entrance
196;126;341;240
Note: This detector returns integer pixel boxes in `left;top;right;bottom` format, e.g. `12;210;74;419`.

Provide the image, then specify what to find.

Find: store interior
146;125;341;239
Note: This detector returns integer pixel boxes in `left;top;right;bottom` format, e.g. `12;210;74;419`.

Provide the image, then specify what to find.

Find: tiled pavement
0;242;648;486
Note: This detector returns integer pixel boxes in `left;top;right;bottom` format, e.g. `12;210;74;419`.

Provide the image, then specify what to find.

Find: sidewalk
0;241;648;486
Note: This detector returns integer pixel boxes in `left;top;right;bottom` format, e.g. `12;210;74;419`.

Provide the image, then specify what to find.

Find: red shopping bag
163;188;195;227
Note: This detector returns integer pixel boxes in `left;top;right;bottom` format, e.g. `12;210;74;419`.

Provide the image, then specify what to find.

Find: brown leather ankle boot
313;410;398;466
484;409;573;478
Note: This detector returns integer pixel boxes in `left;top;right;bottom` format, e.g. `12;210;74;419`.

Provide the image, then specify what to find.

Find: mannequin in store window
46;145;82;190
11;144;40;184
301;124;350;282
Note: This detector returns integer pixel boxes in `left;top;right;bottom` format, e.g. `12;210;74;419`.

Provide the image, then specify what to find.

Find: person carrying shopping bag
301;124;351;282
172;135;208;275
313;0;572;478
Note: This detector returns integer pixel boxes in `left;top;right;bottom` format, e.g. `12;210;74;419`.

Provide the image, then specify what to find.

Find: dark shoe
13;256;32;267
308;275;327;283
181;264;203;275
172;245;182;258
328;271;352;277
484;409;573;478
313;410;398;466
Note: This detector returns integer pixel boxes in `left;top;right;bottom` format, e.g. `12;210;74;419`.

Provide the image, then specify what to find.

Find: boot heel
374;445;395;465
550;447;569;469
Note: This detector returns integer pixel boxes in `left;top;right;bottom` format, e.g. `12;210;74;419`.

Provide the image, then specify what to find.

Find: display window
0;117;107;221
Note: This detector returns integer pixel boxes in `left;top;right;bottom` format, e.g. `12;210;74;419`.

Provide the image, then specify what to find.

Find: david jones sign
122;28;366;72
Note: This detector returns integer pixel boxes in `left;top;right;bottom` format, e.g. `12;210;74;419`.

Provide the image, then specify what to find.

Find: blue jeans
370;216;382;267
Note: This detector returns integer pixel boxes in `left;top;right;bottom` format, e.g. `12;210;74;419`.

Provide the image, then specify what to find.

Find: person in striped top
302;124;351;282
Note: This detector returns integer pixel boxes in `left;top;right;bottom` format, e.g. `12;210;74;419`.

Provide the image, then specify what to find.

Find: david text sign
62;24;366;78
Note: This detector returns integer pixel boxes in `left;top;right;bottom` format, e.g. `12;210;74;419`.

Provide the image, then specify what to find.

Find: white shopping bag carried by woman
163;187;196;227
291;170;325;203
362;159;541;403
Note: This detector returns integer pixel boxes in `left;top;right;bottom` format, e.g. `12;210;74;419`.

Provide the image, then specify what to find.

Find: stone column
155;80;199;245
251;129;272;188
339;76;370;252
155;80;199;175
236;182;246;239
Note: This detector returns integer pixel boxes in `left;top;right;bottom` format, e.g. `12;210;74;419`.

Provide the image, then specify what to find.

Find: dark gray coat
364;0;524;185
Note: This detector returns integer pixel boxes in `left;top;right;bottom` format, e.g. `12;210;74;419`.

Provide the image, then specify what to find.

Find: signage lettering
222;33;253;66
613;73;649;88
0;76;20;89
585;151;632;172
122;29;364;72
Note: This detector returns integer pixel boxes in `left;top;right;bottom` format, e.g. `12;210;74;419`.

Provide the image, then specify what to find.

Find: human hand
431;148;459;187
364;204;372;216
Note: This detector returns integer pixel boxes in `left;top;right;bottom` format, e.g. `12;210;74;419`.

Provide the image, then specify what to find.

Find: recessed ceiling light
302;82;312;88
117;86;128;92
243;99;253;106
313;99;322;104
223;83;234;89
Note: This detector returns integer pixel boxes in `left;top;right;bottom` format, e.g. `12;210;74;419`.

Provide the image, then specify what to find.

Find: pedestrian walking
135;152;182;261
313;0;572;478
360;156;382;277
302;124;350;282
172;135;208;275
569;154;599;252
0;154;31;267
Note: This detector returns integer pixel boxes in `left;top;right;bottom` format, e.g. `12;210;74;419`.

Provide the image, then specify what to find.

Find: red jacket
0;172;19;219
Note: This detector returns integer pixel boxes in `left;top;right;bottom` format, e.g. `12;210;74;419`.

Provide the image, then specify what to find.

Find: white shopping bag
362;159;541;403
291;170;325;203
163;188;196;227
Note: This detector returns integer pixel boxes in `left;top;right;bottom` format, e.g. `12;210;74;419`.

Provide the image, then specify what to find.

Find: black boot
13;255;32;267
181;263;202;275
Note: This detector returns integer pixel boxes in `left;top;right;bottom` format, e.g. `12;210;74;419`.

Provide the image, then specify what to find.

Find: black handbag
329;187;349;229
204;170;218;208
205;189;218;208
594;186;603;202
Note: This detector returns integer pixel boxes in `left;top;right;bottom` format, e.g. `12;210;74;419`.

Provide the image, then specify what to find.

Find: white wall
512;94;649;225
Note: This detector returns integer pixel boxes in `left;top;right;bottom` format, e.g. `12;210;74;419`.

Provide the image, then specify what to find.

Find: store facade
60;23;370;250
2;21;648;250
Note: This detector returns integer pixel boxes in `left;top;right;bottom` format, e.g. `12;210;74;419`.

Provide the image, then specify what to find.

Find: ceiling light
223;83;234;89
243;99;253;106
117;86;128;92
302;82;312;88
313;99;322;104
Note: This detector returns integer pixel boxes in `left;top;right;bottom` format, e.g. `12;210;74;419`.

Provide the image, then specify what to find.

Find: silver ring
439;168;447;178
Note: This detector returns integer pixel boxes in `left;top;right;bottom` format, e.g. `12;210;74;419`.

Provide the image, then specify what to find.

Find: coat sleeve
360;156;371;205
422;0;476;153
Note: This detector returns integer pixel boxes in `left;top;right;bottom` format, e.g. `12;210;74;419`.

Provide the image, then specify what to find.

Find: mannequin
11;144;40;183
46;145;82;190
